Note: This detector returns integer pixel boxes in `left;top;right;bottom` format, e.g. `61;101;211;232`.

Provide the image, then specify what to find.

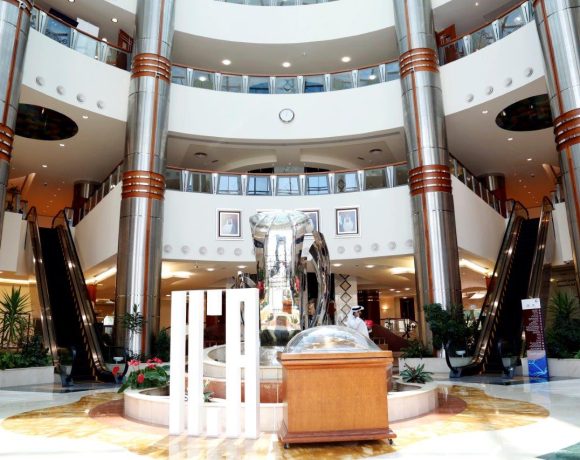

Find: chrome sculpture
308;231;331;327
250;211;312;346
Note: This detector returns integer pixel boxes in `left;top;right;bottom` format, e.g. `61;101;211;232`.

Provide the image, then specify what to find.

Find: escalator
448;198;554;377
27;208;114;383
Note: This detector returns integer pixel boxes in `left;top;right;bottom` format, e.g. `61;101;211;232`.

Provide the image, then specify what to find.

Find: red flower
153;357;163;364
112;366;120;376
128;359;140;367
147;364;156;370
136;373;145;384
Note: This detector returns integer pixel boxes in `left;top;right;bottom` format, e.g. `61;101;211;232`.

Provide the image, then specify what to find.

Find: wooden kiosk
278;326;395;447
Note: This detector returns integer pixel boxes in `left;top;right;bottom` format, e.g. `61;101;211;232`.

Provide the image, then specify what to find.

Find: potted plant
0;287;31;349
122;304;145;359
117;357;169;393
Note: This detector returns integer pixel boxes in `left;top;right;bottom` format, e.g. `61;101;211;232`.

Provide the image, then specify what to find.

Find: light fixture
111;17;118;23
389;288;396;292
85;267;117;284
41;164;47;168
0;277;30;285
206;268;215;272
527;157;532;161
332;263;342;267
404;288;410;291
507;137;513;141
482;109;488;114
82;115;89;119
470;291;486;299
237;265;247;269
390;267;415;275
365;265;375;269
282;62;291;68
68;0;75;2
475;1;479;5
341;56;351;63
222;59;231;66
459;258;490;276
194;152;207;158
369;148;382;155
59;143;65;147
161;270;192;279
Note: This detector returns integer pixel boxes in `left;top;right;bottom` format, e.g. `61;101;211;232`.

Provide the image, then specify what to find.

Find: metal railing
217;0;337;4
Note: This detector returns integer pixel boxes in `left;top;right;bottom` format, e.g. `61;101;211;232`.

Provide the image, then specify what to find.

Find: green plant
401;340;430;358
0;287;30;349
123;304;145;358
400;363;433;384
0;336;50;370
423;303;472;351
154;328;171;363
546;292;580;359
203;380;213;402
117;357;169;393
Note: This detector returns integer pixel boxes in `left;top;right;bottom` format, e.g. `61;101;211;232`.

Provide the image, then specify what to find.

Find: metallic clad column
0;0;33;242
533;0;580;290
393;0;462;312
115;0;175;357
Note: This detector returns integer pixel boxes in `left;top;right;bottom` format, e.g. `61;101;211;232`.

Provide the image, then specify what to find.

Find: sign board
521;298;549;380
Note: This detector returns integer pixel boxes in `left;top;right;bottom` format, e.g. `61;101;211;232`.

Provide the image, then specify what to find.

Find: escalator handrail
52;209;112;379
527;197;554;299
447;200;528;373
25;207;60;366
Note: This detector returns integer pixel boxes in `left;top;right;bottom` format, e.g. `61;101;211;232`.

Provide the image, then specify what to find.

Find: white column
169;290;186;435
187;290;205;436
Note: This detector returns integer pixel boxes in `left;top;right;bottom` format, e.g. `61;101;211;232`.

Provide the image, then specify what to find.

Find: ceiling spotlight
82;115;89;119
332;263;342;267
389;288;396;292
507;137;513;141
482;110;488;114
237;265;247;269
206;268;215;272
194;152;207;158
475;1;479;5
365;265;375;269
59;143;65;147
41;164;47;168
527;158;532;161
111;17;118;23
222;59;231;66
68;0;75;3
341;56;351;63
282;62;291;68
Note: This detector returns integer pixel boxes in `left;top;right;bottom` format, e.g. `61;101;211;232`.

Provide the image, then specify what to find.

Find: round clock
279;108;295;123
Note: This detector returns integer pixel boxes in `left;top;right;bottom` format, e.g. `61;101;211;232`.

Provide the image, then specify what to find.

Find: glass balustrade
334;172;359;193
218;0;338;4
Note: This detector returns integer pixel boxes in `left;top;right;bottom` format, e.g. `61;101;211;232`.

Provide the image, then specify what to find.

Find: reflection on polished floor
1;379;580;459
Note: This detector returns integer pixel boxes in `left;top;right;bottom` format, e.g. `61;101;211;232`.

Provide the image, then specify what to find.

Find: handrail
527;197;554;300
52;209;113;381
446;200;528;375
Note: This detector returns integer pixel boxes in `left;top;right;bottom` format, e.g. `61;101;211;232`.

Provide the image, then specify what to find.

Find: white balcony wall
553;202;573;266
0;213;27;274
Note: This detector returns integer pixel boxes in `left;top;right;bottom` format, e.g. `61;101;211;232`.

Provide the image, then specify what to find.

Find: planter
0;366;54;388
399;357;449;374
519;358;580;378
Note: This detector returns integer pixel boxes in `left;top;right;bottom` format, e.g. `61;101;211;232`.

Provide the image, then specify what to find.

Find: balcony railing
78;156;504;223
217;0;337;4
439;0;533;65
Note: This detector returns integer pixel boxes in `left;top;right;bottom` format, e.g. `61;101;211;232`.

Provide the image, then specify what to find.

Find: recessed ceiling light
111;17;118;23
482;110;488;114
59;143;65;147
365;265;375;269
82;115;89;119
507;137;513;141
206;268;215;272
475;2;479;5
527;157;532;161
41;164;47;168
282;62;291;68
68;0;75;3
221;59;231;66
404;288;410;291
332;263;342;267
369;149;382;155
194;152;207;158
237;265;247;269
341;56;351;63
389;288;396;292
396;290;401;293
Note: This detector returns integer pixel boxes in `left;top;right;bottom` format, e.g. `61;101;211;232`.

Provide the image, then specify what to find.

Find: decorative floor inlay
2;385;549;459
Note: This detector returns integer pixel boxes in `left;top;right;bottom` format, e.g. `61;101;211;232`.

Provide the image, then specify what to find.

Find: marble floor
1;378;580;459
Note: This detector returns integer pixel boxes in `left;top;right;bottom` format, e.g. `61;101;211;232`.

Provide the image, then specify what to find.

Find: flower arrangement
117;357;169;393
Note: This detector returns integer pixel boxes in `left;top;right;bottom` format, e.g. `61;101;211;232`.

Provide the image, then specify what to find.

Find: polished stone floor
1;378;580;459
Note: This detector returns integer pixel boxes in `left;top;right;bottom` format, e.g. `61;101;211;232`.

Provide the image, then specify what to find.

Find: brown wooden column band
0;125;14;162
4;0;32;14
122;170;165;200
131;53;171;83
409;164;452;196
554;109;580;151
399;48;439;78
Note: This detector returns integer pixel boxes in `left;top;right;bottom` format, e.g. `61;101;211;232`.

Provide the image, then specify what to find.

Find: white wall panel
0;212;27;273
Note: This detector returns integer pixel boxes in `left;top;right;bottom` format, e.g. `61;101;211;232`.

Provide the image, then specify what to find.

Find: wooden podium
278;349;395;447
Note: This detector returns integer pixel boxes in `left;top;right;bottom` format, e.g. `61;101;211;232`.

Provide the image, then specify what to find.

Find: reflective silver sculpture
308;231;331;327
250;211;312;346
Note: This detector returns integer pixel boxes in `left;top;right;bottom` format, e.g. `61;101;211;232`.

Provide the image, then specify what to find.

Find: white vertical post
187;290;205;436
225;289;242;438
241;288;260;439
169;291;187;435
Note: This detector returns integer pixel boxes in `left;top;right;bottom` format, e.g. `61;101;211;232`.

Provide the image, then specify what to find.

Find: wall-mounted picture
336;207;359;236
218;210;241;238
298;209;319;234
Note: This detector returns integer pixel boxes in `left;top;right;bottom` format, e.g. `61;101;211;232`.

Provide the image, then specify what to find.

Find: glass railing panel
104;46;129;70
247;175;271;196
45;17;72;47
248;76;270;94
439;40;467;64
306;175;330;195
221;74;243;93
394;164;409;186
471;24;496;53
276;176;300;196
304;74;325;93
455;164;465;183
358;66;381;87
31;7;39;30
330;71;353;91
72;32;98;60
364;168;387;190
275;77;298;94
499;8;525;38
274;0;298;4
217;175;242;195
385;61;400;81
193;70;214;90
165;169;181;190
172;66;188;85
190;172;213;193
334;172;359;193
247;0;269;4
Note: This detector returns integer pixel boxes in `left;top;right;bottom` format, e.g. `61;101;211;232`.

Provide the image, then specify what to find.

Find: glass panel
172;66;188;85
275;77;298;94
224;0;244;3
330;71;353;91
247;0;269;4
276;176;300;196
191;173;212;193
304;74;325;93
248;76;270;94
334;172;358;193
45;17;72;47
30;8;39;30
385;61;400;81
72;33;97;59
301;0;321;3
193;70;214;89
358;66;381;87
221;75;243;93
105;47;129;70
393;164;409;186
464;171;475;191
455;163;465;183
499;8;525;38
217;175;242;195
165;169;181;190
247;175;271;196
471;24;495;52
364;168;387;190
273;0;297;5
306;175;329;195
439;40;467;65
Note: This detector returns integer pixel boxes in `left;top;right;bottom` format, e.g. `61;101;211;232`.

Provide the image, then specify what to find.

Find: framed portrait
298;209;319;235
218;210;241;238
336;207;359;236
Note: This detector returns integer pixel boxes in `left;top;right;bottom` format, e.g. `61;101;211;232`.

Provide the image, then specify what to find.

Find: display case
278;326;395;447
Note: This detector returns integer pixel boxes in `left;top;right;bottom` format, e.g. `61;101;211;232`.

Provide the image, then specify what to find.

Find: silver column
393;0;462;312
115;0;175;357
533;0;580;291
0;0;33;243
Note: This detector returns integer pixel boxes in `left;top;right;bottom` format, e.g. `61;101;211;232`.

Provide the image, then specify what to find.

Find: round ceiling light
194;152;207;158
